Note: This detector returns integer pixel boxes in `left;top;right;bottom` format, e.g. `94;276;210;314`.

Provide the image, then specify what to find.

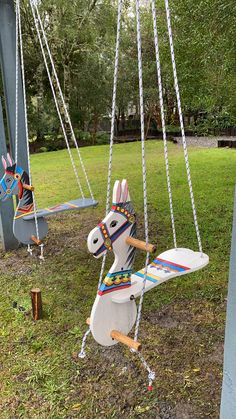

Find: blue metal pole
0;98;18;250
0;0;29;249
220;187;236;418
0;0;29;169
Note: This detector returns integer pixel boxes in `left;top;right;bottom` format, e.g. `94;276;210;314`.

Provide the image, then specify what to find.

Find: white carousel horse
87;179;209;347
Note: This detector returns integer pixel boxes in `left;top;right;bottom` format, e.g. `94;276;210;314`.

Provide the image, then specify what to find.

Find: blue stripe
111;221;130;242
106;270;132;278
135;271;159;283
99;281;131;292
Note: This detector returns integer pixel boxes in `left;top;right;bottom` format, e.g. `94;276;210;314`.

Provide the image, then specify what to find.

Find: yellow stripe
138;269;161;281
14;211;35;220
65;202;79;208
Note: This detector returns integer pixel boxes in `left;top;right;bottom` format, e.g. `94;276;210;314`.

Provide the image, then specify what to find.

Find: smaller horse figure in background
0;154;48;245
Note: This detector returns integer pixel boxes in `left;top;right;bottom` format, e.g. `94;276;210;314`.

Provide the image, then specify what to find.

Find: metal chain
164;0;203;254
151;0;177;249
97;0;123;290
15;0;19;164
134;0;150;342
17;0;41;245
29;0;85;199
32;1;95;202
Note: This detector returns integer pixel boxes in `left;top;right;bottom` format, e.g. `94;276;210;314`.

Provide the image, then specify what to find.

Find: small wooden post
31;288;43;320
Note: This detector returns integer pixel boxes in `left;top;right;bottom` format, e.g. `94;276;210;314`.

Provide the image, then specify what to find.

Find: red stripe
18;181;23;199
98;284;131;296
156;257;190;270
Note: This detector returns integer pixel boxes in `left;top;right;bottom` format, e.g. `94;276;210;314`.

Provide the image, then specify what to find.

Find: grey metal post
0;98;18;250
0;0;29;249
220;187;236;418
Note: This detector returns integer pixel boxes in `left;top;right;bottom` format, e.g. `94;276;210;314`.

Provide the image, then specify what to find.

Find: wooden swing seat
112;247;209;304
22;198;98;220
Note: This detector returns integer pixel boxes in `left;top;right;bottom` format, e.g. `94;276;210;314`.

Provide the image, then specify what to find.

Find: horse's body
87;179;209;347
0;155;48;245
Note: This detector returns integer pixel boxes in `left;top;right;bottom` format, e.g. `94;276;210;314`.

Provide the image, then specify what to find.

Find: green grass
0;141;235;418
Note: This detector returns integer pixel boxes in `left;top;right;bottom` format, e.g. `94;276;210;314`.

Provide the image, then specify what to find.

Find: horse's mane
121;201;137;268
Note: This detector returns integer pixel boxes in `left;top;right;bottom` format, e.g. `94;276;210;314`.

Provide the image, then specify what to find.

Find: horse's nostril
93;238;99;244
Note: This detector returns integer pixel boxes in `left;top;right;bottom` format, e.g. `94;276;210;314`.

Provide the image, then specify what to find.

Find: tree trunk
92;113;99;145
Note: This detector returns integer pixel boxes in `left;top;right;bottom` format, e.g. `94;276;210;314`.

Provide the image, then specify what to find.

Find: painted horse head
87;179;137;273
0;154;30;202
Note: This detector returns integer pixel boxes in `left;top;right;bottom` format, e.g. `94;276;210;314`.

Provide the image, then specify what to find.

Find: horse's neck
109;252;131;274
108;239;136;275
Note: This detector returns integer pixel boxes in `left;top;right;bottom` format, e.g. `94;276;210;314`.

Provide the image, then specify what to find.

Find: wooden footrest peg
110;330;142;351
23;183;35;191
86;317;91;326
126;237;157;253
31;235;42;246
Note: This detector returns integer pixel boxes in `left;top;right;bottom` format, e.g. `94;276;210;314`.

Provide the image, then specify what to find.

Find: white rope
134;0;150;342
15;0;19;164
17;0;41;245
29;0;85;199
151;0;177;249
97;0;123;290
136;351;156;390
31;2;95;202
78;327;91;359
164;0;203;254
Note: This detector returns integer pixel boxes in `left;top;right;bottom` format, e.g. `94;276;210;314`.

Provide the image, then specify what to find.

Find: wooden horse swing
0;0;98;258
79;0;209;390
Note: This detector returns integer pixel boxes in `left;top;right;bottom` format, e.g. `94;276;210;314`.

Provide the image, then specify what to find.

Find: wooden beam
110;330;142;351
126;237;157;253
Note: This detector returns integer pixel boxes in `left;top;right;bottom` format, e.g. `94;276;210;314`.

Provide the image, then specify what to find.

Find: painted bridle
0;165;24;201
94;204;136;257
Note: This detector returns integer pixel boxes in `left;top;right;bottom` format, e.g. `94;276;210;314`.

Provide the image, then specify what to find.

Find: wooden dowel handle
126;237;157;253
31;288;43;320
110;330;142;351
22;183;34;191
31;235;42;246
86;317;91;326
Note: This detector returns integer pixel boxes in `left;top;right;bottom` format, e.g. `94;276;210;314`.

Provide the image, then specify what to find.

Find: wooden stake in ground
31;288;43;320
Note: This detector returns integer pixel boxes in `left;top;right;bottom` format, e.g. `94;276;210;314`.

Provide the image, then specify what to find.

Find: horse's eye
110;220;118;228
6;179;11;183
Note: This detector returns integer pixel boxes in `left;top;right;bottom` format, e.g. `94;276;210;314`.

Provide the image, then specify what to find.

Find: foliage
1;0;236;143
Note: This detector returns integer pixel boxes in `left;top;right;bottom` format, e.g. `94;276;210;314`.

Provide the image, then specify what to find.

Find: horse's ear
1;156;7;170
7;153;13;166
112;180;122;204
121;179;130;202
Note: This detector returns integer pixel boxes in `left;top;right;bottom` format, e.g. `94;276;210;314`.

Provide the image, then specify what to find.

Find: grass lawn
0;140;235;418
